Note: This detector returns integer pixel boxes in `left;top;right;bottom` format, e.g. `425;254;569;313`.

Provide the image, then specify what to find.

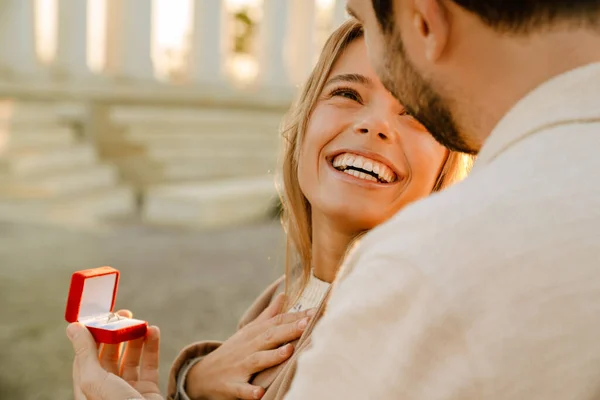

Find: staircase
98;105;285;228
0;100;136;225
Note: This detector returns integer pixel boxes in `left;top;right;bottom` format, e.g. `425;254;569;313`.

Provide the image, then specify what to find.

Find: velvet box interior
65;266;147;344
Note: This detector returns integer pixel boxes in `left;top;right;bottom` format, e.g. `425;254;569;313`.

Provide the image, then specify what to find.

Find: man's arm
284;253;481;399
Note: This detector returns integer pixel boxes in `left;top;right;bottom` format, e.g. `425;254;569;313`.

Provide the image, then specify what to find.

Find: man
68;0;600;398
284;1;600;398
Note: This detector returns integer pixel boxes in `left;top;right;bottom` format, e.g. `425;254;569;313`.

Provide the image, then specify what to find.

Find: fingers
244;343;294;374
270;307;317;327
67;323;110;396
252;308;316;350
116;309;133;319
68;322;146;400
119;335;145;382
226;381;265;400
97;309;131;375
99;342;123;375
139;326;160;384
254;293;286;323
68;323;101;370
81;370;144;400
247;307;315;339
72;358;87;400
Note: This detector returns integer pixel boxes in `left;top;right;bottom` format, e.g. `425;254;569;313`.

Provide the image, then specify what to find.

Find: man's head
346;0;600;154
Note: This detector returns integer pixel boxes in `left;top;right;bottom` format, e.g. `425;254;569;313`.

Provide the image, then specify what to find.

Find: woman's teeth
342;169;379;182
332;153;396;183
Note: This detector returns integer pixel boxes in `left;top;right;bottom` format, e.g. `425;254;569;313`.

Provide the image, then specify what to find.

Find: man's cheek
363;31;379;65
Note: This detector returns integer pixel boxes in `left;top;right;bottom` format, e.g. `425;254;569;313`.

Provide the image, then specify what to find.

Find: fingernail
279;344;291;355
307;308;317;317
66;323;81;340
298;318;308;330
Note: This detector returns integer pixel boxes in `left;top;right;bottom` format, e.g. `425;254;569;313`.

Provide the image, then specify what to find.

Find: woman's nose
354;116;391;141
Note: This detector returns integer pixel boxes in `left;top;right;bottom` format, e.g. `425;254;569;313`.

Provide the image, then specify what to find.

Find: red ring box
65;266;147;344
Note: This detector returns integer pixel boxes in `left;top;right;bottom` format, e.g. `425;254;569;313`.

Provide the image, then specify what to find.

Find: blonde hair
277;20;474;309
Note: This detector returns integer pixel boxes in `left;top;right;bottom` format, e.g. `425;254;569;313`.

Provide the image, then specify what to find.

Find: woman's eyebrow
325;73;372;87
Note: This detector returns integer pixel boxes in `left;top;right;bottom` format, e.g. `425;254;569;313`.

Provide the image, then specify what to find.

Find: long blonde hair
277;20;473;308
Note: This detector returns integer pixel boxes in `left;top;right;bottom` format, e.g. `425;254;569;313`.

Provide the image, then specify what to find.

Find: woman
67;20;472;400
167;20;472;400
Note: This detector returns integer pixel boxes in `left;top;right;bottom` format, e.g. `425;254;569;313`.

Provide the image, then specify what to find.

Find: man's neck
453;28;600;146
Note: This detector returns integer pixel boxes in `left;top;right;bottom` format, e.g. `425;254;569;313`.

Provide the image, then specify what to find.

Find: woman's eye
330;88;362;103
399;108;411;117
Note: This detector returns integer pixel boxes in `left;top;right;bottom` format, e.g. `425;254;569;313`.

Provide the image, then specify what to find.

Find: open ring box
65;266;147;344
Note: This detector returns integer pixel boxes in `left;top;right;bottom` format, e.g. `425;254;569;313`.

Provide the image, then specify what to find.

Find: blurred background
0;0;349;398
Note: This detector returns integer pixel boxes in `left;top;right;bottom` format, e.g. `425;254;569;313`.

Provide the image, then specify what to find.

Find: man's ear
413;0;450;61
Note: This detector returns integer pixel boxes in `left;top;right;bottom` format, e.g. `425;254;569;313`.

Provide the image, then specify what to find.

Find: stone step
0;164;119;197
120;123;281;137
0;126;76;151
0;100;62;124
101;135;280;155
122;130;280;145
98;141;279;163
162;161;276;181
115;157;276;186
0;185;136;223
142;176;279;228
110;106;284;126
0;144;97;176
145;146;278;161
54;102;90;123
52;185;136;219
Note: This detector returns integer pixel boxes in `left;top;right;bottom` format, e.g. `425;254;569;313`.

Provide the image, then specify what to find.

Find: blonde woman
166;20;473;400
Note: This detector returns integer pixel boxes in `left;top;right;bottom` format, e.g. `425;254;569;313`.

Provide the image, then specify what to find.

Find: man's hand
67;310;163;400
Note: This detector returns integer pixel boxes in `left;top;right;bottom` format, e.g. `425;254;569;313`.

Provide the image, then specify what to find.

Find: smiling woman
163;19;473;400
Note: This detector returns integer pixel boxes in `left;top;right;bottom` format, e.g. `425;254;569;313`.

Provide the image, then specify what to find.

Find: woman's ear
413;0;450;62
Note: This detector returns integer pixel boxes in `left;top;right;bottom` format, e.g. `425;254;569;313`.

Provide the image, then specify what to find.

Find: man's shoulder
346;139;600;291
358;171;495;260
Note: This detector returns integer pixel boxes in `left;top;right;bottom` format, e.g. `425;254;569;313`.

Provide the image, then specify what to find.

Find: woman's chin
320;201;392;232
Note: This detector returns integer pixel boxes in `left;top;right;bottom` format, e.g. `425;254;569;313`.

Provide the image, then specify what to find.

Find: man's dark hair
371;0;600;33
372;0;395;32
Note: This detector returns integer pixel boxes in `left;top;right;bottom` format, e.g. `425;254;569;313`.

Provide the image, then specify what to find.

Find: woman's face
297;37;448;232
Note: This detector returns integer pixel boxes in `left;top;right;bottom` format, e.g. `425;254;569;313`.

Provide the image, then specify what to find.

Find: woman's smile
325;150;403;188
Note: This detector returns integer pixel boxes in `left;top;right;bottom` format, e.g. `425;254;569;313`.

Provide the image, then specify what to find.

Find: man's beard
379;32;478;155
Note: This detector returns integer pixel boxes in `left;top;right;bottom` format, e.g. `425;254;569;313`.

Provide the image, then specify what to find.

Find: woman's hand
187;293;316;400
68;310;163;400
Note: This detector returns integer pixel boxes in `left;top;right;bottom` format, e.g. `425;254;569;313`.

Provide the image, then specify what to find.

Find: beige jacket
167;276;330;400
285;62;600;399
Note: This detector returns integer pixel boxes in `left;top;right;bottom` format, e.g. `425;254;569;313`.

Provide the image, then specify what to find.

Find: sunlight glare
87;0;107;72
35;0;57;64
152;0;192;80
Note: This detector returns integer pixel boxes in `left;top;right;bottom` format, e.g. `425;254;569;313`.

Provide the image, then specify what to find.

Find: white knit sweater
287;274;331;313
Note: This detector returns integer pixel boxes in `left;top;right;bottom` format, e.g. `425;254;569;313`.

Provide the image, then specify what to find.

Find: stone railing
0;0;349;107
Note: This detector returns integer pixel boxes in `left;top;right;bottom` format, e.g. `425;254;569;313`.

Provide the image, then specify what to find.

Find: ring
107;312;121;323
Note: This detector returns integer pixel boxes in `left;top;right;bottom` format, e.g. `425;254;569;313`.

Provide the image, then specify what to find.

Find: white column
0;0;40;75
288;0;317;85
257;0;290;87
105;0;154;81
189;0;226;84
332;0;349;30
53;0;90;79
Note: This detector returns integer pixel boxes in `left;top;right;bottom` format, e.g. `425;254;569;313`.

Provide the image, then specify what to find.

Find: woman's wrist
185;358;212;399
